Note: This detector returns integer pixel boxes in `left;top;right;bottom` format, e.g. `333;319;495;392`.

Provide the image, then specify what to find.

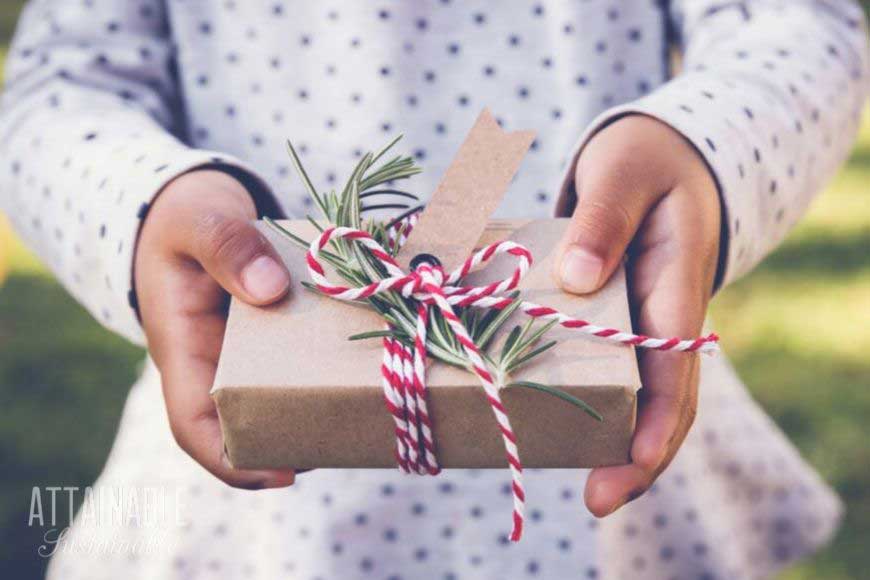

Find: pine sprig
265;138;601;420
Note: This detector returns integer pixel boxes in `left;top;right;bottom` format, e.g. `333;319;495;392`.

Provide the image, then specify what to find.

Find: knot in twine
305;225;719;542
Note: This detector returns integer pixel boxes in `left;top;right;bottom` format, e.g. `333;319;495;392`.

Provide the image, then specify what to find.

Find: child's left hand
554;114;722;517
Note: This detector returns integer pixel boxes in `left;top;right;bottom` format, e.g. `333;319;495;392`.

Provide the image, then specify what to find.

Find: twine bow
305;225;719;542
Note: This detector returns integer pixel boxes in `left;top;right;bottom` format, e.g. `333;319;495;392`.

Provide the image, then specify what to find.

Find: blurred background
0;1;868;578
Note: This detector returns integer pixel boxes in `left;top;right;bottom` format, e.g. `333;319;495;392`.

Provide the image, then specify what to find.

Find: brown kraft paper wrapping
212;109;640;469
212;219;639;469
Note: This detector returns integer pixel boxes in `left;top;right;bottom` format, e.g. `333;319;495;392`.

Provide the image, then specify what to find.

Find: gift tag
396;108;536;272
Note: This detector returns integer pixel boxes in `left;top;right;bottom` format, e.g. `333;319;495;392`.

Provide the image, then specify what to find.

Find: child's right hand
134;169;296;489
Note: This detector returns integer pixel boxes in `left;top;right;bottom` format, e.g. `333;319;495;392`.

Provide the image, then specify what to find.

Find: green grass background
0;2;868;579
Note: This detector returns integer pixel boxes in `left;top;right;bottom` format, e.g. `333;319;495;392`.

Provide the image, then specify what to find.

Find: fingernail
559;246;603;294
242;255;290;301
262;471;296;488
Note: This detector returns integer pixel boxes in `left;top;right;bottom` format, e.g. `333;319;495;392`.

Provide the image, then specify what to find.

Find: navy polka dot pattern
44;354;843;579
1;1;865;341
558;1;869;288
0;1;864;578
0;0;273;343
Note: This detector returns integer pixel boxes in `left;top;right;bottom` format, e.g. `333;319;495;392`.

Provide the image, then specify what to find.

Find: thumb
191;213;290;305
555;170;660;295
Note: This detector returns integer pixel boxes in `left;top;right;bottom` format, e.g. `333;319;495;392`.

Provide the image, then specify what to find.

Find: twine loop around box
305;222;718;542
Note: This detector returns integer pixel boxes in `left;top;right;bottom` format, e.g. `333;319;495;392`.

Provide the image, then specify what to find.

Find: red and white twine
305;224;719;542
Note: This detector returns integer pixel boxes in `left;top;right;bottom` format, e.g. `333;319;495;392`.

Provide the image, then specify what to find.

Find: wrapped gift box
212;217;639;469
212;109;641;471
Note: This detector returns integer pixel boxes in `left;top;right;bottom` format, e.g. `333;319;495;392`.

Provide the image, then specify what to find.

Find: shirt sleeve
557;0;869;289
0;0;277;346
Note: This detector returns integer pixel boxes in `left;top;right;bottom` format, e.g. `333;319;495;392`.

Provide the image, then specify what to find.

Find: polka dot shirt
1;1;865;343
0;1;865;579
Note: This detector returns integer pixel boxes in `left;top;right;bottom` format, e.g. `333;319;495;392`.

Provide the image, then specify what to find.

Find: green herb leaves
265;137;601;421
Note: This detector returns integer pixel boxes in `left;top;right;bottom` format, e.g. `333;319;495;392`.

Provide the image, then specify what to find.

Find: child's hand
555;114;721;516
134;170;296;489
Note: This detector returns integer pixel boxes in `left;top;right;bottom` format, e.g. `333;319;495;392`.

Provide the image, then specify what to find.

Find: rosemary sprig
507;381;603;421
266;137;602;420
